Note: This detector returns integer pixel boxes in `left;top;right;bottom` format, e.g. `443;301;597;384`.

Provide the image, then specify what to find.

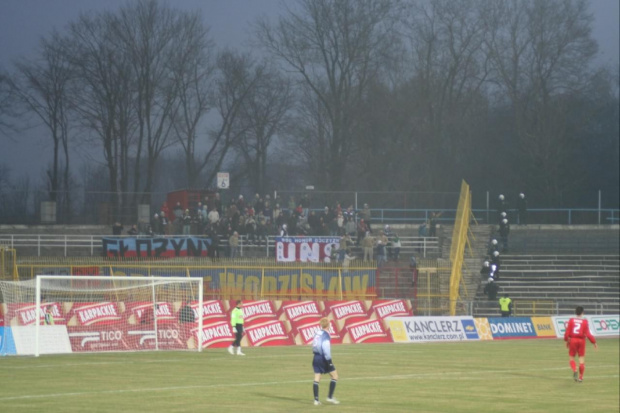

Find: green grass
1;339;618;413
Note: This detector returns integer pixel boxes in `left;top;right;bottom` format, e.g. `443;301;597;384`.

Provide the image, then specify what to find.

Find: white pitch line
0;366;617;401
1;351;419;370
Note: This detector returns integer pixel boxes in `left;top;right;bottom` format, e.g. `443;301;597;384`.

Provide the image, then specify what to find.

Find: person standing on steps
228;300;245;356
499;294;512;317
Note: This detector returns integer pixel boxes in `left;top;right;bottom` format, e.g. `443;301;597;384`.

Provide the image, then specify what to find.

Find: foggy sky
0;0;618;184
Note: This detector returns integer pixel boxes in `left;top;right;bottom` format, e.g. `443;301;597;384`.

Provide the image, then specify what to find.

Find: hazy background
0;0;285;180
0;0;618;190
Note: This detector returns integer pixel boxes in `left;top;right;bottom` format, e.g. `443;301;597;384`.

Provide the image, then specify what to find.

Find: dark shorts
312;354;335;374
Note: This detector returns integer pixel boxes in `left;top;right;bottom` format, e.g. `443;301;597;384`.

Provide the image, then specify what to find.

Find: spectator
273;203;282;223
484;279;499;300
161;202;170;223
160;211;170;235
208;207;220;226
287;195;296;211
429;212;442;237
145;225;155;237
343;205;356;221
245;214;257;244
191;209;202;235
229;231;240;258
201;205;208;224
336;212;345;235
356;219;369;245
256;211;268;246
151;213;161;235
127;224;138;236
236;195;246;214
378;230;389;253
359;203;372;232
213;192;222;214
112;222;123;236
279;223;288;237
499;218;510;252
263;200;273;224
173;202;183;233
342;249;355;273
499;294;512;317
181;209;192;235
300;193;310;218
517;193;528;225
391;234;401;261
362;231;374;261
338;233;353;262
344;216;356;238
376;240;386;267
253;193;264;214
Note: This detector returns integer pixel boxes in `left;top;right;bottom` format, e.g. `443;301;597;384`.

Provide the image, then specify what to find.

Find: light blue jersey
312;329;332;360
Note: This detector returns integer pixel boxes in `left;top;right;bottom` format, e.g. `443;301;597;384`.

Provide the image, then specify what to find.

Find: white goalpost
0;276;203;356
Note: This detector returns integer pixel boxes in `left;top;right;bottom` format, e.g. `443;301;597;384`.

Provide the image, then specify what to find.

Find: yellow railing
449;180;473;316
514;300;556;316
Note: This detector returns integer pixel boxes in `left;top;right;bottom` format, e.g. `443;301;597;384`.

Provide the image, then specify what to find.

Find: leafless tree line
0;0;617;223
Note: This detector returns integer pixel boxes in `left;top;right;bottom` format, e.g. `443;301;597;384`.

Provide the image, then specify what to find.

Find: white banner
552;315;619;338
12;325;73;355
386;316;479;343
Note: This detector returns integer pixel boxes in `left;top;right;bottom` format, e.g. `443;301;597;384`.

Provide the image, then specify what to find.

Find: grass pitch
1;338;618;413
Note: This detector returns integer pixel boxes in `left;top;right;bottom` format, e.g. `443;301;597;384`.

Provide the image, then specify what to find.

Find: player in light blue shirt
311;318;340;405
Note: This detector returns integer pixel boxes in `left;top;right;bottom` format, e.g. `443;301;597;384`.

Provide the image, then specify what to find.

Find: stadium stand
473;226;620;317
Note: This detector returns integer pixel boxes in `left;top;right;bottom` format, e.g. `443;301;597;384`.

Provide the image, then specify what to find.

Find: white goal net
0;276;203;356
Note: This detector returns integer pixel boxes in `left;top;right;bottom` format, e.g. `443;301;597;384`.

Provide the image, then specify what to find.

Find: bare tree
400;0;489;189
191;50;262;189
0;68;20;137
13;32;73;219
66;11;136;220
110;0;199;204
483;0;598;204
234;63;292;194
256;0;400;190
168;20;215;188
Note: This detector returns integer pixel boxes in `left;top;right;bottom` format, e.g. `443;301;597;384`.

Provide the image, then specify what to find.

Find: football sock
313;381;319;400
569;360;577;372
579;363;585;379
328;379;337;398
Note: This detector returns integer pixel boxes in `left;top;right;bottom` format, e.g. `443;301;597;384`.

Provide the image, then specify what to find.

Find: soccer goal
0;276;203;356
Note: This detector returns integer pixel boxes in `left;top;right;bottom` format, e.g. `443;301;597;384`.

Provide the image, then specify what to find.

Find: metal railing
0;234;441;258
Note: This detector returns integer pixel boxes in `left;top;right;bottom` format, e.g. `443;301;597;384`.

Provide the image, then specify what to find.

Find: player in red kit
564;306;598;383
